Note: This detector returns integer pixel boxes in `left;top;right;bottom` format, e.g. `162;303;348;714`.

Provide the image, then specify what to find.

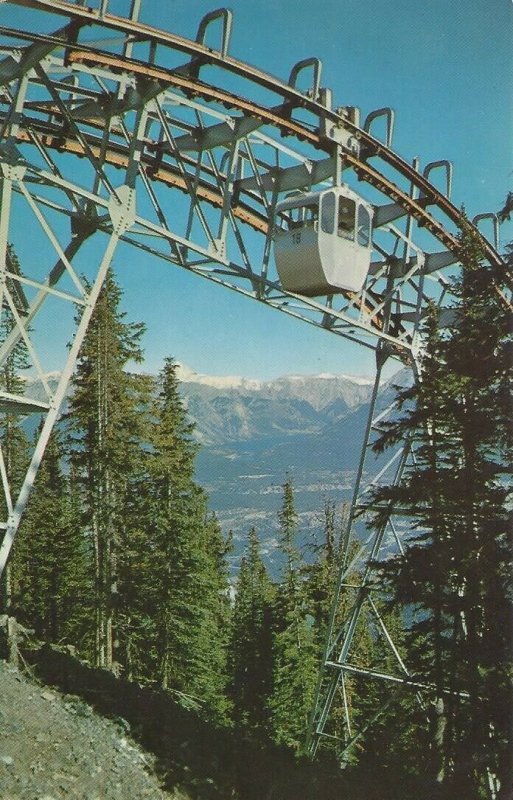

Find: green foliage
362;221;513;796
307;499;349;649
65;271;152;668
142;357;232;723
13;430;92;646
308;503;382;762
229;527;274;736
268;479;318;753
268;605;317;753
0;246;31;612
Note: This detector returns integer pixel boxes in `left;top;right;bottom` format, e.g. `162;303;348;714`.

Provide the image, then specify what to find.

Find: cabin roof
275;185;372;214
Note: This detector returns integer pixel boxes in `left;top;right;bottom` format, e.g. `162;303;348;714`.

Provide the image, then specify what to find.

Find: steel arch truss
0;0;508;762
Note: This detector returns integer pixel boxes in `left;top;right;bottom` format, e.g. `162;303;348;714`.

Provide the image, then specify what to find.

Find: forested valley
0;222;512;800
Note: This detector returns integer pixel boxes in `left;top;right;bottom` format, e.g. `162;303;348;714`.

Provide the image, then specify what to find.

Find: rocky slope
0;644;390;800
0;660;175;800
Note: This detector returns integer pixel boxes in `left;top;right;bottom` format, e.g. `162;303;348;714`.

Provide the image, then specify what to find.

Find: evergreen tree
229;526;274;736
307;502;380;760
498;191;513;222
13;430;92;647
194;513;233;721
114;471;155;680
308;499;348;649
0;244;31;615
268;478;318;753
0;414;30;618
66;271;151;670
363;222;513;797
144;357;231;722
58;462;94;650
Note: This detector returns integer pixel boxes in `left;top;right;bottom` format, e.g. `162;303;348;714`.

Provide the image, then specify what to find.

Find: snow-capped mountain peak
176;362;372;393
175;363;263;391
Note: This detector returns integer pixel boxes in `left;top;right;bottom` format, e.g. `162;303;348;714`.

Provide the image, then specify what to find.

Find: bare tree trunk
434;696;447;785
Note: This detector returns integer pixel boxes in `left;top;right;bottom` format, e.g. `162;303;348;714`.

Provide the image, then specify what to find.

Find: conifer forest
1;224;512;800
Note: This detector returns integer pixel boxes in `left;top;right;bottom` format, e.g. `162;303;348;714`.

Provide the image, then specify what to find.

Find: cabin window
338;198;355;240
357;204;371;247
321;192;335;234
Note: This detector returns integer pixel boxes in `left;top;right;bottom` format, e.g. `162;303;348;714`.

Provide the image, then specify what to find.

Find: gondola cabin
274;187;373;296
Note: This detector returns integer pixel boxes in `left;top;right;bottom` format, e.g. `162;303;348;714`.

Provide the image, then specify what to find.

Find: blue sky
3;0;513;379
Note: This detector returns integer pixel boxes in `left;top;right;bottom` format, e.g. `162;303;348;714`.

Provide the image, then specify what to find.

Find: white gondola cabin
274;186;373;296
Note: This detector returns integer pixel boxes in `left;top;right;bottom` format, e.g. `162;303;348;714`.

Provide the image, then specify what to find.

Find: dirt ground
0;659;180;800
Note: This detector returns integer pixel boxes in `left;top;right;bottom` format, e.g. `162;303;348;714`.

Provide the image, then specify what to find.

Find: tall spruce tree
229;526;274;736
363;222;513;797
66;271;151;670
144;357;231;722
0;244;31;616
13;429;92;646
0;406;29;617
268;478;318;753
194;512;233;722
308;499;349;649
114;464;155;680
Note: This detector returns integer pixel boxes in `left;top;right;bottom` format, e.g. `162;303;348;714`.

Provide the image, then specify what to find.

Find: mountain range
175;364;405;573
176;363;374;444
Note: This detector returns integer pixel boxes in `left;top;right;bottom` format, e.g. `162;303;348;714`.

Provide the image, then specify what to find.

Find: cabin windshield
337;198;356;241
357;204;371;247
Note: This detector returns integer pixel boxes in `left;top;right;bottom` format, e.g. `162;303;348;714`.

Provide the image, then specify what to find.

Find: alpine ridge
175;365;385;572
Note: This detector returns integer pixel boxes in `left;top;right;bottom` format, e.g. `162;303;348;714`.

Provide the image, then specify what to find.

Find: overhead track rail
2;1;509;276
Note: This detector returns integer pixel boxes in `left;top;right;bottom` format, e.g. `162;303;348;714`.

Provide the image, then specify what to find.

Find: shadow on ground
23;643;442;800
24;644;354;800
